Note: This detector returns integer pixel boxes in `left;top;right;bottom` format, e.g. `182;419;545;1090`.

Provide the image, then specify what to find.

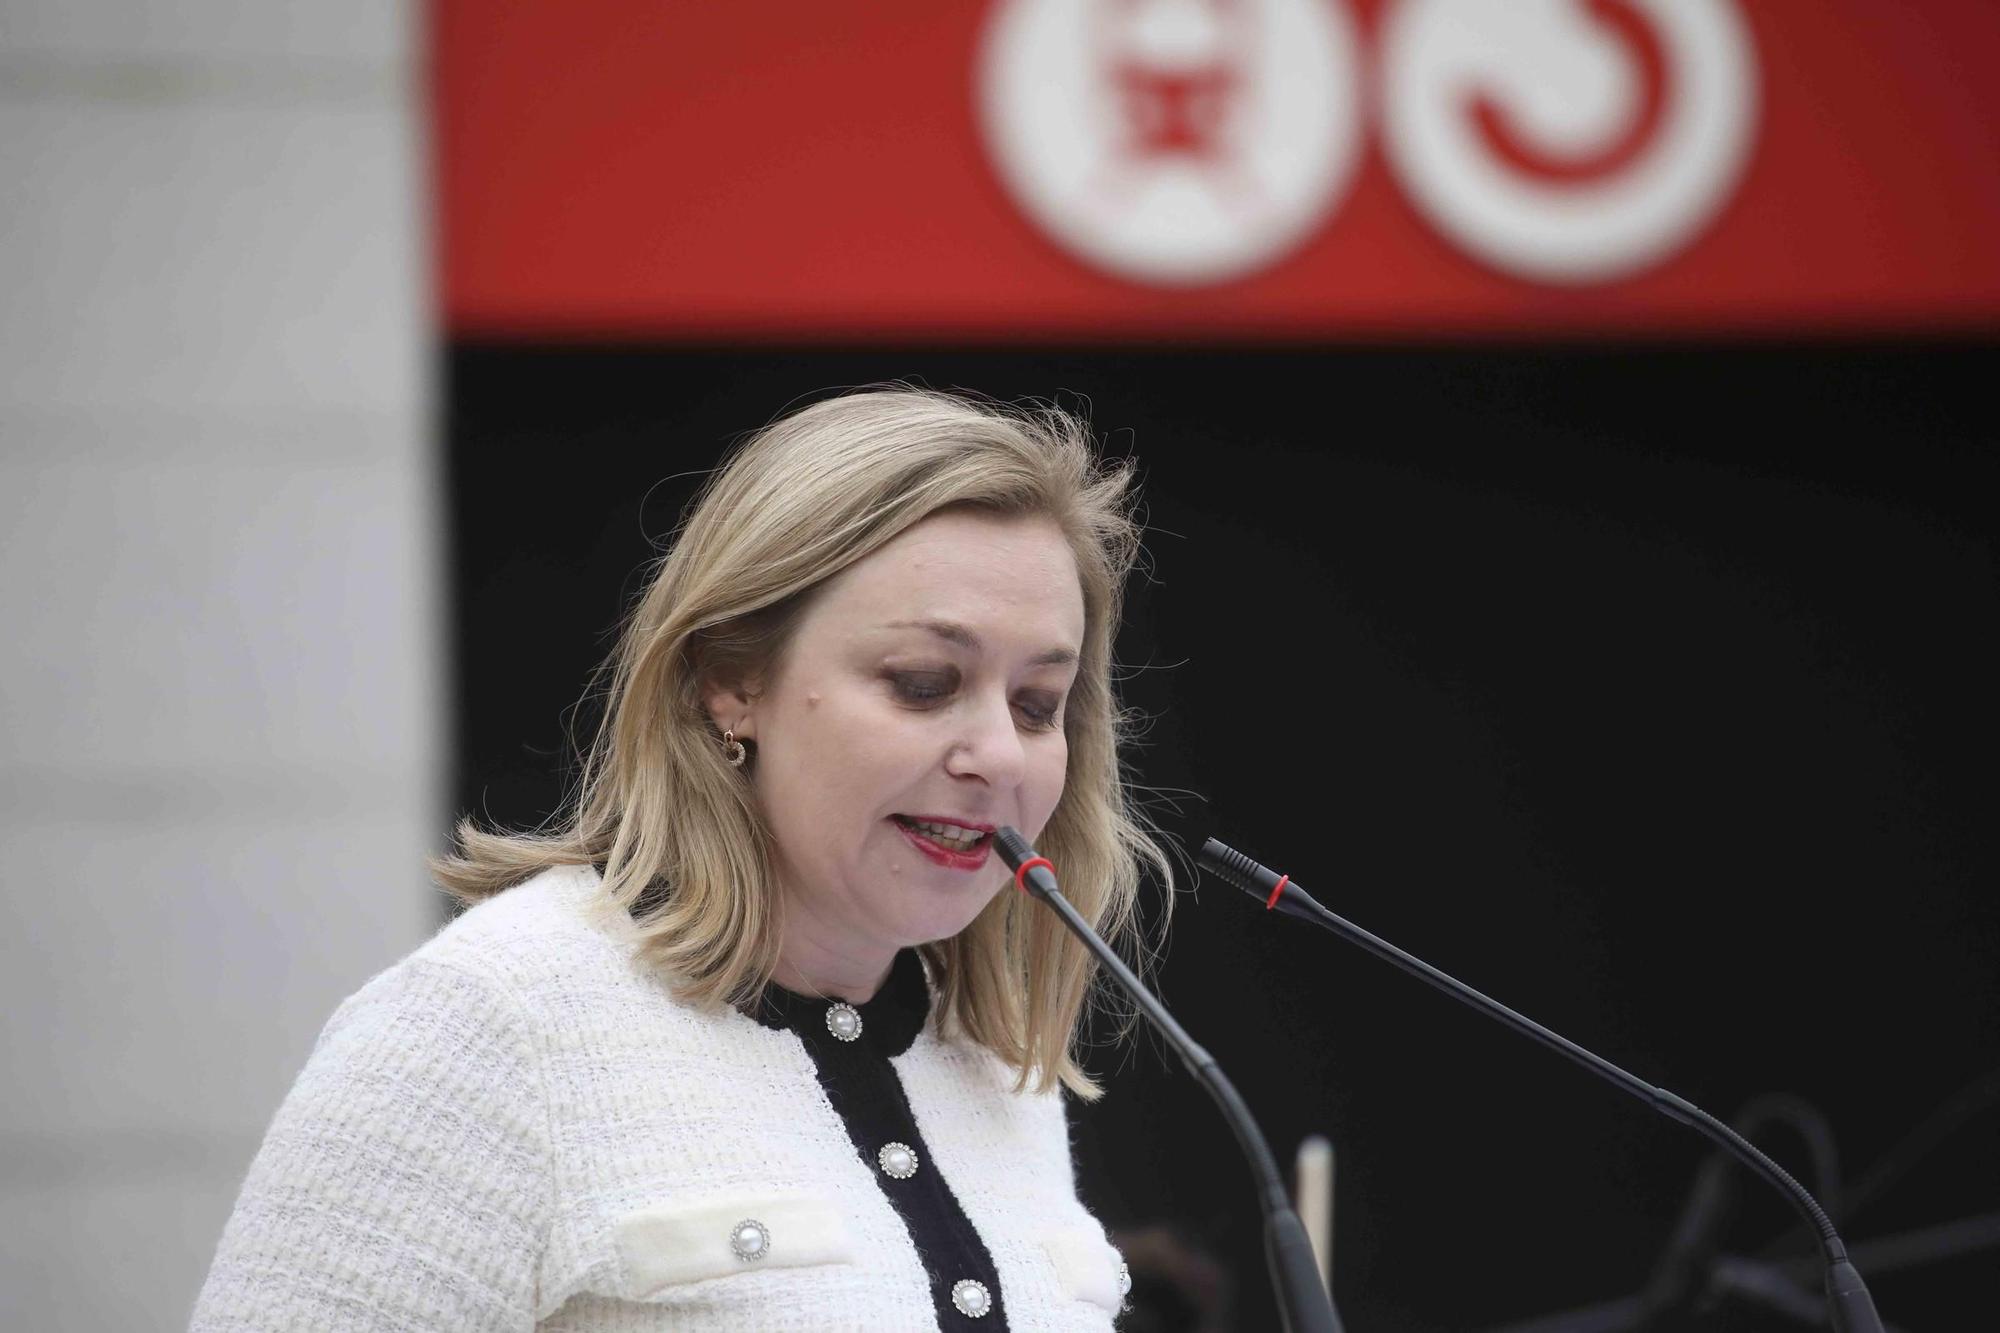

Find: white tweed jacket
190;864;1126;1331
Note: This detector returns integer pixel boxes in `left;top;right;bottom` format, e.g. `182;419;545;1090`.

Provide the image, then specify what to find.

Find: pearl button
825;1001;863;1042
877;1141;919;1179
729;1218;769;1261
951;1278;992;1318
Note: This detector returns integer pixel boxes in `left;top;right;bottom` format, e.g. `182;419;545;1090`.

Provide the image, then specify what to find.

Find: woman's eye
889;672;1062;731
889;672;955;704
1017;696;1062;730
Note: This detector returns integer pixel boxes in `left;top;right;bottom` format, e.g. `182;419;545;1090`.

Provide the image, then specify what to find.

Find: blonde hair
432;386;1173;1098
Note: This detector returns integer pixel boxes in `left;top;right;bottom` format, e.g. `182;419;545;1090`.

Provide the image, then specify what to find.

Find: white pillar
0;5;439;1327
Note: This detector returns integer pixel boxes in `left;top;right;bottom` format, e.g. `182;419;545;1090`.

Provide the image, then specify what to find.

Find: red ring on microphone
1265;874;1290;910
1013;856;1055;894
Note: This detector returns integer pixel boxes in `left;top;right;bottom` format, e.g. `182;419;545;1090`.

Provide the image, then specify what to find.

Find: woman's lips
890;818;994;870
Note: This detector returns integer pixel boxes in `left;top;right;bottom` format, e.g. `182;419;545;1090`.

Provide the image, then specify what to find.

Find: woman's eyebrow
881;618;1079;668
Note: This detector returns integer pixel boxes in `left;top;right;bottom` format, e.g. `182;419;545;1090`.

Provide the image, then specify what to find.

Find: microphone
1197;836;1886;1333
994;827;1343;1333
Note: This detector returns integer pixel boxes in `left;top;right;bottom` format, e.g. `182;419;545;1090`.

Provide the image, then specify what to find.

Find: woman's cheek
1035;745;1068;822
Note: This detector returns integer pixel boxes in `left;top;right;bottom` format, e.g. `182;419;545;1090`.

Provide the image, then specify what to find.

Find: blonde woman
190;387;1174;1331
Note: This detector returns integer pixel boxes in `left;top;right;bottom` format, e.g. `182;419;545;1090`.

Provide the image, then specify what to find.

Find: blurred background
3;1;1995;1329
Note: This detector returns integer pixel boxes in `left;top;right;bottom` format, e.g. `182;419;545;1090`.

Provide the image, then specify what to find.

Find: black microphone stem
995;827;1342;1333
1200;837;1885;1333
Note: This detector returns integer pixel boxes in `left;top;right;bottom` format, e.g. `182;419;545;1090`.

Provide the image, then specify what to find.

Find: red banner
433;1;2000;339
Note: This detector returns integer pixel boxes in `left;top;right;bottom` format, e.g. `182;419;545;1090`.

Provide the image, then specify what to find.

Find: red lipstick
890;816;994;870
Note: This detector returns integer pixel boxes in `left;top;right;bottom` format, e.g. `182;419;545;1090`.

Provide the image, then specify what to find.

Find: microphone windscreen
995;826;1037;872
1199;838;1283;901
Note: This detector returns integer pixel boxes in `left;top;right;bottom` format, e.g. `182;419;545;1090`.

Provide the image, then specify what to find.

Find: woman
190;387;1175;1330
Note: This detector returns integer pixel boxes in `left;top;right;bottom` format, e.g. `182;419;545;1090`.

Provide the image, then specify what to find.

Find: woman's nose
944;691;1027;788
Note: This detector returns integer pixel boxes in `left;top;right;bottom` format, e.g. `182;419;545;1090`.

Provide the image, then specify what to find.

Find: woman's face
709;509;1085;975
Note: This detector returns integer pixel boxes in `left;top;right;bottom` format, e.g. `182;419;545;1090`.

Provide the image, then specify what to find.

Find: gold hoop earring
722;729;747;768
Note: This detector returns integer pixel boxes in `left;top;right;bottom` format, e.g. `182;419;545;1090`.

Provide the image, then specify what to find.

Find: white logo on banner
1380;0;1757;282
978;0;1364;285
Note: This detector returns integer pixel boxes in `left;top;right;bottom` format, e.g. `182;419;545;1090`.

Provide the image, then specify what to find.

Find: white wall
0;4;440;1328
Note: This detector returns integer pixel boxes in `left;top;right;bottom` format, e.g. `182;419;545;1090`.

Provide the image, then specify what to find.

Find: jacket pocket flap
614;1191;856;1297
1042;1223;1124;1312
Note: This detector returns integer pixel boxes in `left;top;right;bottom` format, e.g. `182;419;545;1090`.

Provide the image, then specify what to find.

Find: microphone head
995;826;1063;900
995;826;1037;872
1199;837;1282;902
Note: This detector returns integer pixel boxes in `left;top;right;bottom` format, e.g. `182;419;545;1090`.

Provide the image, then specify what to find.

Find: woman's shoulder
420;861;616;970
334;863;659;1039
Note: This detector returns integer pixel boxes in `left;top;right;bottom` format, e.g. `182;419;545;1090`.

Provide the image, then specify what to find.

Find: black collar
746;948;932;1057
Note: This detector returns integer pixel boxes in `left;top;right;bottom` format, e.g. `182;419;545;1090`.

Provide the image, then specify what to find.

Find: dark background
448;342;1997;1330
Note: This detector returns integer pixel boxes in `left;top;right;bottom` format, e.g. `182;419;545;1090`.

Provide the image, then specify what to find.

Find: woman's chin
893;882;1009;948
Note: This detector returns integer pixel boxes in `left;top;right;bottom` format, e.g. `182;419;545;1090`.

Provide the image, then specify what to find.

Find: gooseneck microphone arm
1199;836;1886;1333
994;827;1342;1333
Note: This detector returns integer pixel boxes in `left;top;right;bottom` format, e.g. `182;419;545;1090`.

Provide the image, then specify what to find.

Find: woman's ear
701;676;759;740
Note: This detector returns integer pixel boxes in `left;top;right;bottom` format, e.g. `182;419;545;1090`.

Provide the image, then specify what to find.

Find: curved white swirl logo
978;0;1365;285
1381;0;1758;282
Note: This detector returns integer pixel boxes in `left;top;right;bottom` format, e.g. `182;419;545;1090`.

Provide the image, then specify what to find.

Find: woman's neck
771;932;896;1003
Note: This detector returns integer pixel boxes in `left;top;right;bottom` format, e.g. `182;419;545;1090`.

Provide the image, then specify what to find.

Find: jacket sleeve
189;955;553;1332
